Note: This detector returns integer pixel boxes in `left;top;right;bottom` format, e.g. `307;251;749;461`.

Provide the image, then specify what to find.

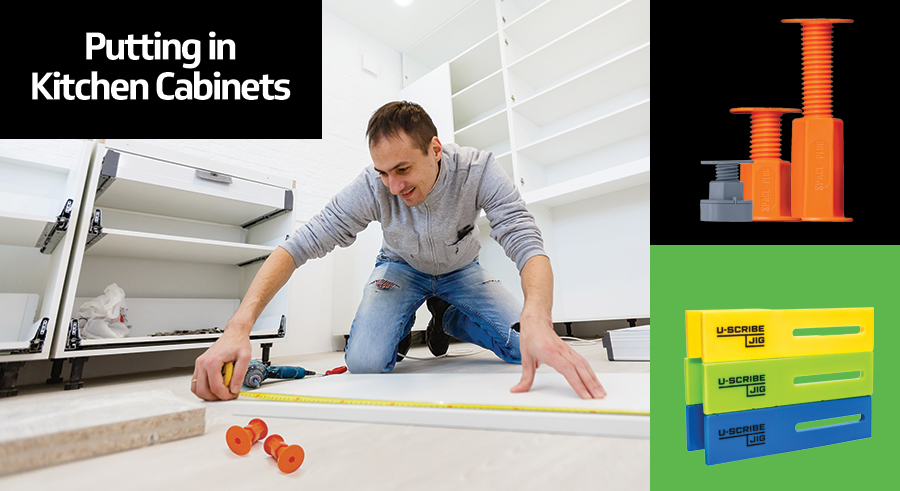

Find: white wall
4;7;403;385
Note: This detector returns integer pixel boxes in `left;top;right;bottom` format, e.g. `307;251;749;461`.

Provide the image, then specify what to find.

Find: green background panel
652;245;896;489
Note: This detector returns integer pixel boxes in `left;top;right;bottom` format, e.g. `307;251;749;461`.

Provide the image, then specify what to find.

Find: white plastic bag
77;283;131;339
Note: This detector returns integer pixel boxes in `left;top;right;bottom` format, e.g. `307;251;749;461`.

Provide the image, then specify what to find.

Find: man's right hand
191;320;252;401
191;247;296;401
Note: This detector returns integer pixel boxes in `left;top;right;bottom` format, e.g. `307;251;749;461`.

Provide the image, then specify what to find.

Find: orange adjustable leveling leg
782;18;853;221
226;418;269;456
730;107;802;221
264;434;305;473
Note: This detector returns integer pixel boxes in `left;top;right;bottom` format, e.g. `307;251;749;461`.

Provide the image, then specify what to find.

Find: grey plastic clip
700;160;753;222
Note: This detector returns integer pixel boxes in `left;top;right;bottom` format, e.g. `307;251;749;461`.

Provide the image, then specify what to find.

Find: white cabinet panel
399;63;455;145
0;140;93;362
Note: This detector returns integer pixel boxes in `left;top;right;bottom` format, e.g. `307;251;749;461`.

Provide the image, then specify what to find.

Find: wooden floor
0;339;649;490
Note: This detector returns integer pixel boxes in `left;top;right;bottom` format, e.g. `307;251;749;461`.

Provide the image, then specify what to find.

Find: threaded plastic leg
748;112;785;160
800;23;835;117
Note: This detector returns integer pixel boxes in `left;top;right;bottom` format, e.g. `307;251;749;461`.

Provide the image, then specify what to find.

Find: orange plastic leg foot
226;418;269;456
264;434;305;473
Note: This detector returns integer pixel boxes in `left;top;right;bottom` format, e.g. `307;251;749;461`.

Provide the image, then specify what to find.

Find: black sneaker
425;297;452;356
397;332;411;361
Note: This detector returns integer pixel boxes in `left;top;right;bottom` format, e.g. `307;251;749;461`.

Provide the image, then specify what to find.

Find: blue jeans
344;251;523;373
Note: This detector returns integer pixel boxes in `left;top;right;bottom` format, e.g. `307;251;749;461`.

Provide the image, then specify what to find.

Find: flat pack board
226;372;649;438
0;390;205;476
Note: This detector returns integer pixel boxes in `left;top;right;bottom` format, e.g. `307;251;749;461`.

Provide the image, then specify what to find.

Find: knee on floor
344;348;393;374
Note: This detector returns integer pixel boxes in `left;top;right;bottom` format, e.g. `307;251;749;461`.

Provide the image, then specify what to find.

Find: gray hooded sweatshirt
279;143;546;276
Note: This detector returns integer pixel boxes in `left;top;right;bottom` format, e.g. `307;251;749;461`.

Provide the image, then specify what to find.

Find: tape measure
235;390;649;415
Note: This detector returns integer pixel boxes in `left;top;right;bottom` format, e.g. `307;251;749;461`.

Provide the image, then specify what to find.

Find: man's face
370;131;442;207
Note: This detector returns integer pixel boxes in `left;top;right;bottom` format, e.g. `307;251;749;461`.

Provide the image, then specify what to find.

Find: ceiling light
395;0;413;6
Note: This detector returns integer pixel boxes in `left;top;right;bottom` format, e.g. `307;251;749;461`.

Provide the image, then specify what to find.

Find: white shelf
504;0;627;56
0;152;74;174
0;156;71;218
85;228;275;265
499;0;547;25
0;341;32;352
74;311;282;354
454;108;510;153
0;211;55;248
0;191;63;223
496;152;514;182
518;99;649;165
523;157;649;208
452;69;506;128
512;42;650;125
506;0;649;91
72;297;243;338
449;33;502;94
96;179;281;227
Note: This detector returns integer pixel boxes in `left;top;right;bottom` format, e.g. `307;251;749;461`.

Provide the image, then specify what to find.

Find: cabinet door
399;62;455;145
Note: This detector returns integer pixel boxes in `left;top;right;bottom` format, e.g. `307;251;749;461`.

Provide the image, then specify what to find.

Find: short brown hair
366;101;437;154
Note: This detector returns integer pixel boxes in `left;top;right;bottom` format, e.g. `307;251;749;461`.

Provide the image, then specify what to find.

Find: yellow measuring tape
224;363;649;415
237;391;649;415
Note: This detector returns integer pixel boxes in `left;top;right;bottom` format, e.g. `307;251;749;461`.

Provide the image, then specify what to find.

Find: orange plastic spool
782;18;854;221
226;418;269;456
264;434;306;473
730;107;801;221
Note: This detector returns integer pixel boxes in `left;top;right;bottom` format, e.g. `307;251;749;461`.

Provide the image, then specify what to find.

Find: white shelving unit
47;140;295;387
1;140;93;396
402;0;650;324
